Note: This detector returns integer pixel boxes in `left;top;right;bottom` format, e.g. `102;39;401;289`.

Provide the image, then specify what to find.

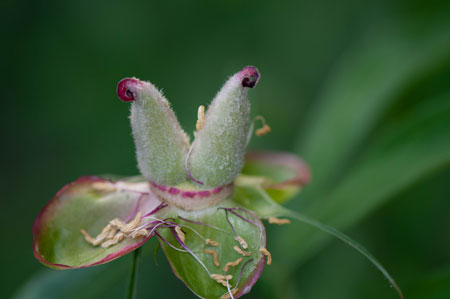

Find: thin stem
218;208;238;238
126;247;142;299
281;207;404;299
178;216;230;234
229;209;258;226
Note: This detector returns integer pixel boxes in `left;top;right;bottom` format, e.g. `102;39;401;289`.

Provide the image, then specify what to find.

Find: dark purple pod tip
240;66;260;88
117;78;141;102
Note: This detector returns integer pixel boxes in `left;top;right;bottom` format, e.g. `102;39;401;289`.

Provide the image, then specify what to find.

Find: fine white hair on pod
187;66;260;188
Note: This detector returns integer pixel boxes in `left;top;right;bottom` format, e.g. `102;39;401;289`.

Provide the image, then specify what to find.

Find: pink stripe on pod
157;185;167;191
182;191;196;198
198;191;211;198
169;187;180;195
212;187;222;194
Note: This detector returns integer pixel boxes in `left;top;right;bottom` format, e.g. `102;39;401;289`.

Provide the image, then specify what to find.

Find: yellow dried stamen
233;245;251;256
268;216;291;225
132;229;149;239
206;239;219;247
109;218;128;231
222;289;238;299
81;212;144;248
211;274;232;287
196;105;205;131
211;274;232;280
80;229;97;245
235;235;248;249
254;116;271;136
204;249;220;266
223;257;243;272
102;232;125;248
96;224;114;243
259;247;272;265
175;226;185;243
256;124;271;136
81;223;113;246
127;212;143;229
108;226;118;239
108;212;142;234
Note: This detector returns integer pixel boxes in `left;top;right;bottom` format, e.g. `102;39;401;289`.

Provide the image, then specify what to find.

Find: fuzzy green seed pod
117;78;190;185
187;66;260;188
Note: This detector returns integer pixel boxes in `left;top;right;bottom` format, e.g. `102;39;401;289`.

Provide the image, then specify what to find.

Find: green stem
126;247;142;299
280;207;404;299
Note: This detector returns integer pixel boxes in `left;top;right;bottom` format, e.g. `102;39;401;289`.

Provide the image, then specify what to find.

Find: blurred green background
3;0;450;298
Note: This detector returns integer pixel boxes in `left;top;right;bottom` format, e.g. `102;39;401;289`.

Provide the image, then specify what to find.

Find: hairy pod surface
188;66;260;188
118;78;190;186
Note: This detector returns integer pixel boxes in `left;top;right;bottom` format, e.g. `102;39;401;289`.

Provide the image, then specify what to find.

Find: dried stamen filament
206;238;220;246
235;235;248;249
223;257;243;272
233;245;251;256
222;258;254;299
259;247;272;265
101;232;125;248
80;229;101;246
108;226;118;239
132;228;149;238
254;116;271;136
211;274;233;287
81;212;146;248
204;249;220;266
196;105;205;131
221;288;238;299
246;115;271;145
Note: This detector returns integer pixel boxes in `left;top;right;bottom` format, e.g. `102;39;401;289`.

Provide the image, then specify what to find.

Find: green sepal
158;199;266;299
33;176;164;269
238;151;310;203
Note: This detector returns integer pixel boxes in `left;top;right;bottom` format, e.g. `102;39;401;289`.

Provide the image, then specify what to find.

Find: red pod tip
117;78;141;102
240;66;260;88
